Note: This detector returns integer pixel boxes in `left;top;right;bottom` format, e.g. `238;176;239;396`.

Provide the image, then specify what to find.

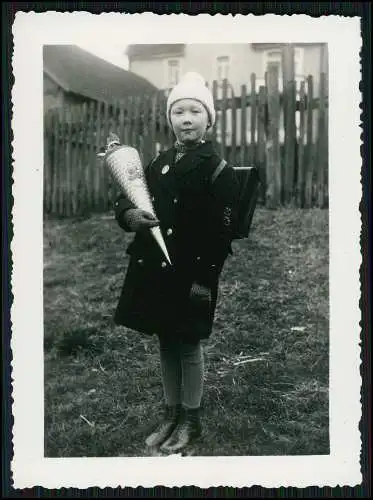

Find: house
126;43;328;146
43;45;158;115
126;43;328;97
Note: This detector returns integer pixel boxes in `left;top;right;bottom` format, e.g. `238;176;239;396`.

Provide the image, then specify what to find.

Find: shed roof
43;45;158;103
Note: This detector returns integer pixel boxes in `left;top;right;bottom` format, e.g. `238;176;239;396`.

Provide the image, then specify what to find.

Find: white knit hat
166;72;216;129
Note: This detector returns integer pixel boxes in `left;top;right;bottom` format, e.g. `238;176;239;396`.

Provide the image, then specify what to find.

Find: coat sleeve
113;194;137;232
194;164;240;287
113;157;155;232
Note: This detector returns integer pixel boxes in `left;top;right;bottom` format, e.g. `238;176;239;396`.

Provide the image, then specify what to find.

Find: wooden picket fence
44;66;328;217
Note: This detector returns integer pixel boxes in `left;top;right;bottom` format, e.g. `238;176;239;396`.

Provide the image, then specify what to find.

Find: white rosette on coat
102;134;172;265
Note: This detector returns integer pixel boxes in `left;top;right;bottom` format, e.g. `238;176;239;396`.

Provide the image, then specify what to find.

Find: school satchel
211;159;261;239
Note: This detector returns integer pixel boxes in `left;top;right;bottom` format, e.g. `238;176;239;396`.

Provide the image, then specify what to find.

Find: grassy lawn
43;207;329;457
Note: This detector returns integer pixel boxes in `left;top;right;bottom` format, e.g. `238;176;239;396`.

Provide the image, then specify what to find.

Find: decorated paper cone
103;141;172;265
150;226;172;266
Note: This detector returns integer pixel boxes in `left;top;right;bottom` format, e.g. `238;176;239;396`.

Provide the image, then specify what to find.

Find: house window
216;56;230;84
167;58;181;88
263;49;283;87
263;46;305;89
294;47;304;78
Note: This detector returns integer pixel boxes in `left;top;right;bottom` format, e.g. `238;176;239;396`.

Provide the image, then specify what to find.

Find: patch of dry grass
44;207;329;457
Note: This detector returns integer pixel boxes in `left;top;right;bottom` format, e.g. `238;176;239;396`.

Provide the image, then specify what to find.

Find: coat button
196;256;201;261
166;228;173;236
137;259;144;265
173;198;178;204
161;165;170;175
161;261;167;268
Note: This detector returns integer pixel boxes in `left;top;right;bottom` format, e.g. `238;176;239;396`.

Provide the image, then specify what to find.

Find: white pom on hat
166;71;216;128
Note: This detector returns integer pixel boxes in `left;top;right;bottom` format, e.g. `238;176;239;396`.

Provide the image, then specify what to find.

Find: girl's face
170;99;209;145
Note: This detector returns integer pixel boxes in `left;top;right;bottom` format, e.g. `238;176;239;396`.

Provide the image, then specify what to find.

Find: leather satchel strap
211;159;227;184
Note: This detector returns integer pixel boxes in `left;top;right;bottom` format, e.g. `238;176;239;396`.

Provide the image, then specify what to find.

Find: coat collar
154;141;218;181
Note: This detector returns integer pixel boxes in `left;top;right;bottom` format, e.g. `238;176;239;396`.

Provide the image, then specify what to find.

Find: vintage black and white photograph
42;40;331;458
11;12;362;489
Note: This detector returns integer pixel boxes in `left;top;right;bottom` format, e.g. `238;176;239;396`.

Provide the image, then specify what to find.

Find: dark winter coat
113;140;240;344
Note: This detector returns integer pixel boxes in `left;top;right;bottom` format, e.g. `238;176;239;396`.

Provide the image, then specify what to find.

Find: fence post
75;103;84;215
250;73;257;167
266;64;282;209
150;92;158;159
304;76;315;208
240;84;247;167
83;101;93;213
317;72;328;208
118;100;125;145
95;101;103;212
257;86;267;203
220;79;227;159
297;80;306;208
166;96;174;149
123;97;131;146
212;81;218;146
51;109;60;216
131;96;140;151
109;100;119;207
283;76;296;205
230;85;237;164
89;101;98;213
70;106;78;215
43;111;52;215
140;94;149;166
57;107;65;216
156;92;163;150
101;101;110;210
64;107;73;217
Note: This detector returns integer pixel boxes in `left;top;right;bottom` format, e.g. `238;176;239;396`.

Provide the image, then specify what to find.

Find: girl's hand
124;209;160;233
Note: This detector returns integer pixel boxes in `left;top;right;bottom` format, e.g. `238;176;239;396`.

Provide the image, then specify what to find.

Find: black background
2;2;371;498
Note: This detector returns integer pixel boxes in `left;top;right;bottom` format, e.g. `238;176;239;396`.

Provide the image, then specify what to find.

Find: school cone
102;135;172;266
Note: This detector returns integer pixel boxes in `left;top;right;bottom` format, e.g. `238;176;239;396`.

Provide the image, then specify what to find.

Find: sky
77;43;129;70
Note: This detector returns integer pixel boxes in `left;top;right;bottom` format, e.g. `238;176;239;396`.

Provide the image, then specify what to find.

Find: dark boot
145;404;181;448
160;407;202;454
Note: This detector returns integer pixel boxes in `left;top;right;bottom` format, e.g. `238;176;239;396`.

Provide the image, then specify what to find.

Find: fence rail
44;67;328;217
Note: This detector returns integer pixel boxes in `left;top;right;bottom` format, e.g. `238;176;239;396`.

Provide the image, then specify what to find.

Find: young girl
113;72;240;454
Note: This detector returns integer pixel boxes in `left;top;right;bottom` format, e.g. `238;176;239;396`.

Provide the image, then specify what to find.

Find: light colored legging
158;336;204;409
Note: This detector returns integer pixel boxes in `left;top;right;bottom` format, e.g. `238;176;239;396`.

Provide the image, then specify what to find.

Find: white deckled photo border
10;11;362;489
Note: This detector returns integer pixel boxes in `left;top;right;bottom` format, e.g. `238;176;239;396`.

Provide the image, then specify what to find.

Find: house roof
43;45;158;103
126;44;185;60
251;43;324;50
